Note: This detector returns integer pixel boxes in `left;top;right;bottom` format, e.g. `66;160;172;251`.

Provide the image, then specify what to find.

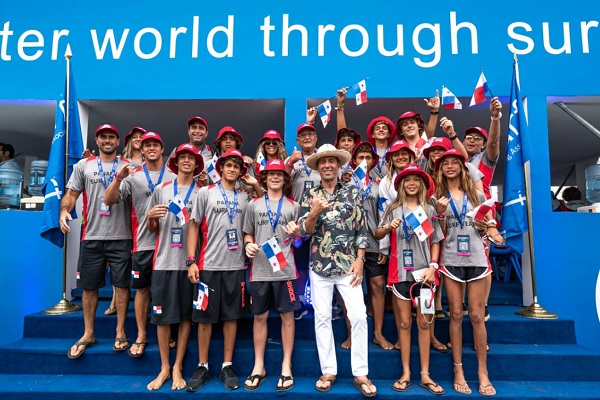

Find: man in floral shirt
299;144;377;397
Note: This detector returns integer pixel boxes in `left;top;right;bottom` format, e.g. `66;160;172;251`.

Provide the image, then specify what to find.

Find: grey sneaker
219;365;240;390
186;365;210;392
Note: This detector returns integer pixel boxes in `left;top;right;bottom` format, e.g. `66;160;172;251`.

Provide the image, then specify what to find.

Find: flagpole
514;56;557;319
45;45;82;315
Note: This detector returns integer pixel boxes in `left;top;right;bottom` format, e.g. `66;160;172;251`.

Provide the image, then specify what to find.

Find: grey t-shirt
149;179;200;271
190;183;252;271
119;165;176;252
381;204;443;283
288;156;321;203
356;179;381;254
243;195;300;282
370;147;389;181
67;156;132;241
441;191;488;267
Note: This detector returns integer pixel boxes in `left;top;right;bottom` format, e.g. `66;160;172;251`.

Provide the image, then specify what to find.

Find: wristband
116;175;124;181
436;214;446;220
187;256;196;261
335;107;344;111
429;261;439;270
491;112;502;121
487;220;497;226
336;103;344;107
285;159;294;169
449;135;458;141
430;111;439;115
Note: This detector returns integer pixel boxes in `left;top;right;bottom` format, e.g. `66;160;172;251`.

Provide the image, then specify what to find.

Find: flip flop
315;375;336;392
431;342;449;353
169;339;177;350
420;381;445;395
454;381;472;395
276;375;294;392
244;374;266;391
113;337;130;352
479;383;496;396
392;379;411;392
128;341;147;358
104;306;116;315
67;338;97;359
435;310;446;319
354;377;377;398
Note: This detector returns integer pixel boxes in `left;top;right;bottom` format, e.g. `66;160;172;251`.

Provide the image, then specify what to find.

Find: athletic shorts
364;252;387;281
150;270;194;325
77;240;132;290
249;280;301;315
439;265;493;283
131;250;154;289
192;270;249;324
293;240;310;271
388;281;429;301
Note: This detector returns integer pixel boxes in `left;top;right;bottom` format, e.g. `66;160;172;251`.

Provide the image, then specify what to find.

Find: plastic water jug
0;169;23;209
585;163;600;203
28;160;48;196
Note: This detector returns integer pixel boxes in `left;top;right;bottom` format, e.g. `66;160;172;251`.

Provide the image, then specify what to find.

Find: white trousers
310;269;369;377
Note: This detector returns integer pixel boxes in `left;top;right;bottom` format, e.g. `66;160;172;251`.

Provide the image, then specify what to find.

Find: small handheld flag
442;86;462;110
466;198;496;221
317;100;332;128
354;159;368;188
404;205;434;242
167;195;190;225
193;281;210;311
470;71;492;106
256;151;267;172
207;154;220;183
261;237;287;272
352;79;368;105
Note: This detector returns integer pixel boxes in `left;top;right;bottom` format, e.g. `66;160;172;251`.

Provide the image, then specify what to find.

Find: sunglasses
465;135;484;142
263;140;279;146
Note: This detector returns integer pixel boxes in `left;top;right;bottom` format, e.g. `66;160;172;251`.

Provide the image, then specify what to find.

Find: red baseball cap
95;124;119;138
465;126;488;140
215;149;248;176
422;137;452;160
296;123;316;135
167;143;204;175
140;132;163;146
366;117;396;146
434;148;467;171
259;130;284;144
394;163;431;190
213;126;244;146
124;126;147;145
187;116;208;129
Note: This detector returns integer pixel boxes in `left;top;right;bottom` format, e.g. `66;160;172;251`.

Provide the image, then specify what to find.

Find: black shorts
364;252;387;281
439;265;492;283
131;250;154;289
388;281;424;301
150;270;194;325
77;240;132;290
192;270;249;324
250;280;301;315
293;240;310;271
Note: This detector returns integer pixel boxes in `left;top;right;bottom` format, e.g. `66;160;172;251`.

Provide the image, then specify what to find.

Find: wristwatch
357;255;366;263
185;259;196;267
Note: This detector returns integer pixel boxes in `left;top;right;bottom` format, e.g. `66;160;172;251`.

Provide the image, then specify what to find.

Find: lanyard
352;174;373;201
469;152;481;163
97;157;119;188
218;181;238;224
173;178;195;206
300;153;312;176
401;206;413;243
264;193;283;235
143;164;166;193
376;147;389;172
448;192;468;230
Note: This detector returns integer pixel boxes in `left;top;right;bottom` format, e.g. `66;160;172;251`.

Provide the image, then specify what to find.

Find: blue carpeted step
23;303;576;345
1;338;599;382
0;375;599;400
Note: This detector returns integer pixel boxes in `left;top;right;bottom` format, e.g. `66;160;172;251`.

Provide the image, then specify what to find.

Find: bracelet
285;159;294;168
187;256;195;261
335;107;344;111
116;175;124;181
491;112;502;121
430;111;439;115
449;135;458;141
487;220;497;226
429;261;439;270
436;214;446;220
337;103;344;107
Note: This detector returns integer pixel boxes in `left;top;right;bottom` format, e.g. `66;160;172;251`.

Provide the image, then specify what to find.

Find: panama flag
256;151;267;172
317;100;332;128
131;270;140;279
261;237;287;272
168;194;190;225
501;58;530;253
153;306;162;314
352;79;368;105
207;153;220;183
442;86;462;109
404;205;434;242
467;198;496;221
354;159;368;188
194;281;210;311
470;71;492;106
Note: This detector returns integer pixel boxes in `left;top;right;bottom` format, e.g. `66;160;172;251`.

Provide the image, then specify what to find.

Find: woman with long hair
122;127;147;167
433;149;496;397
375;163;444;395
254;130;288;176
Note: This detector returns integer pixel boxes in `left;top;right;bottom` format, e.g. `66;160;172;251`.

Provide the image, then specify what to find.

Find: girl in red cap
375;163;445;395
253;130;288;177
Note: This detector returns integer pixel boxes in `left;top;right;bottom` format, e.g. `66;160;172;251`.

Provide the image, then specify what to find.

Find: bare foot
341;338;351;349
372;335;394;350
147;369;171;391
172;368;186;390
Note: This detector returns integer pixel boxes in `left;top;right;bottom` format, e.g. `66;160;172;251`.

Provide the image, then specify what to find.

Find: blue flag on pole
40;65;84;248
501;60;530;253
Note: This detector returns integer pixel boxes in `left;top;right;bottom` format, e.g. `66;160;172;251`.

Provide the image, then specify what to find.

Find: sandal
431;341;449;353
113;337;130;352
67;338;97;359
420;381;445;395
315;375;336;392
354;377;377;398
435;309;445;319
104;306;116;315
244;374;266;391
479;382;496;396
276;375;294;392
392;379;411;392
128;341;147;358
